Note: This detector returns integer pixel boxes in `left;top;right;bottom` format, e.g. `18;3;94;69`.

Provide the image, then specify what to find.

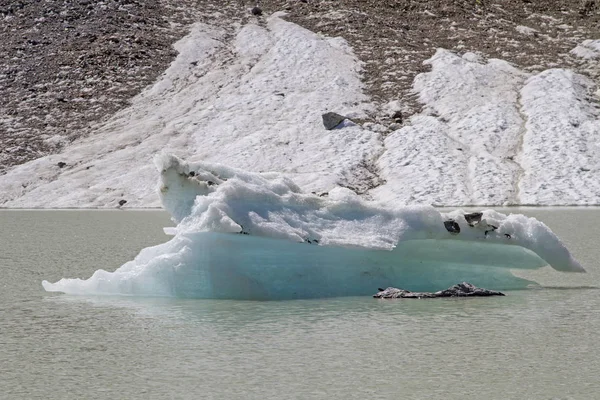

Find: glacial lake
1;208;599;399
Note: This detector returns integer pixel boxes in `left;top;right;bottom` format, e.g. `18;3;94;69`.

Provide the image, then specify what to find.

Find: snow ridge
373;50;528;206
519;69;600;205
372;49;600;206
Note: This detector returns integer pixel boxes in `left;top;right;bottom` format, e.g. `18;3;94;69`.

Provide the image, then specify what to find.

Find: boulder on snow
444;220;460;234
57;161;67;168
322;112;346;130
118;199;127;206
464;212;483;227
251;6;262;15
373;282;505;299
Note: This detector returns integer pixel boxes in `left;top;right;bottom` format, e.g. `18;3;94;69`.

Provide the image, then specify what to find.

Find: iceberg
42;154;584;300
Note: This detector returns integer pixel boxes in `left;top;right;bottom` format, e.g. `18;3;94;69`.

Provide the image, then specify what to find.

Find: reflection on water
1;209;600;399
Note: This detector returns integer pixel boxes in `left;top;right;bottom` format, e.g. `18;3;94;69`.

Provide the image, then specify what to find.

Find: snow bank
2;24;599;208
43;155;584;300
374;49;600;206
374;50;527;206
0;14;376;207
519;69;600;205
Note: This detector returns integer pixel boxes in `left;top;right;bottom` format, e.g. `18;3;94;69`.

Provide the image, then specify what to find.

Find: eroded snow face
42;155;584;300
519;69;600;205
373;49;600;206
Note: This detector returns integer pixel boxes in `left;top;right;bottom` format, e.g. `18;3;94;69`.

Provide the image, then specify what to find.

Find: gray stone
118;199;127;206
464;212;483;227
444;220;460;234
373;282;505;299
251;6;262;15
322;112;346;130
391;110;403;123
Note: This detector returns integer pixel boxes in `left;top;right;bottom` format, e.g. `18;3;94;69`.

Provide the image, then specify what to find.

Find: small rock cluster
373;282;505;299
444;212;503;237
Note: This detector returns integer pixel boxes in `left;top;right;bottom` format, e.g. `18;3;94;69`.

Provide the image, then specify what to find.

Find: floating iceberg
43;155;584;300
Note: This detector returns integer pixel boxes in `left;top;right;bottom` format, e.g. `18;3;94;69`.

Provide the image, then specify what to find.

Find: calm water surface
1;209;600;399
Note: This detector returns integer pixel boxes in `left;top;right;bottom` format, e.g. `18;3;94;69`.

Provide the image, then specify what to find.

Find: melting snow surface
0;14;376;207
1;20;600;207
42;155;584;300
374;50;600;206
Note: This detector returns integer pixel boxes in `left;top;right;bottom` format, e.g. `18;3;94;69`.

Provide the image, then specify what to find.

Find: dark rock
57;161;67;168
580;0;596;16
484;224;498;237
118;199;127;206
444;220;460;234
322;112;346;130
188;171;195;177
436;282;505;297
251;6;262;16
392;110;403;123
464;212;483;227
373;282;505;299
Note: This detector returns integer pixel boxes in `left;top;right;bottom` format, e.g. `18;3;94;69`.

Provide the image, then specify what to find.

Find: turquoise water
1;209;599;399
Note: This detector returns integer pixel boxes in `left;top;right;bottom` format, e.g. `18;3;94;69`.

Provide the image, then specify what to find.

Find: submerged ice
43;155;584;300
